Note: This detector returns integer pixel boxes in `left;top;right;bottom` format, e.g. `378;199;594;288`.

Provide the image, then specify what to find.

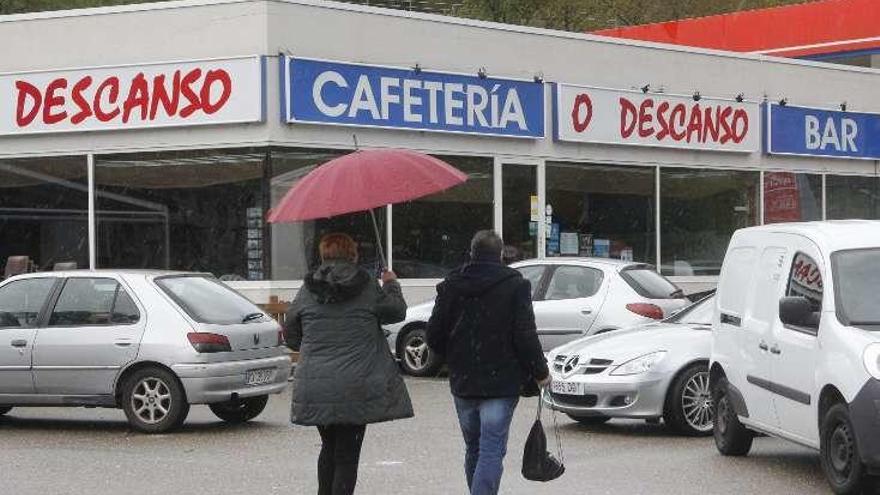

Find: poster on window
789;253;823;303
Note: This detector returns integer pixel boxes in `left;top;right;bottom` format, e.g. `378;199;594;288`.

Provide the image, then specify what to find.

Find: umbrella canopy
267;149;468;223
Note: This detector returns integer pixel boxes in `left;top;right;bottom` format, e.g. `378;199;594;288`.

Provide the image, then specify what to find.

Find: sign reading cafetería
554;84;760;152
0;56;265;135
282;57;545;138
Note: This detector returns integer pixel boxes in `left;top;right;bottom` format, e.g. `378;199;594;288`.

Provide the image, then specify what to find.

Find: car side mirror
779;296;817;328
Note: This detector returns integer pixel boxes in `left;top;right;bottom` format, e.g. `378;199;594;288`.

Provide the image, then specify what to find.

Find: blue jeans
454;396;519;495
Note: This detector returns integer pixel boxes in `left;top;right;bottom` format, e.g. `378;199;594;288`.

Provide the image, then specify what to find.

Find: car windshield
155;275;265;325
665;295;714;327
832;249;880;326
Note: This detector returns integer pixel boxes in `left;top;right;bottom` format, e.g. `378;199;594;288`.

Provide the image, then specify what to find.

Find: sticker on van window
789;253;823;303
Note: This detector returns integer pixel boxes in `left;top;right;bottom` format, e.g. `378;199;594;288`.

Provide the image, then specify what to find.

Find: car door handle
758;341;769;351
580;309;593;315
10;339;28;348
770;345;781;355
114;339;133;347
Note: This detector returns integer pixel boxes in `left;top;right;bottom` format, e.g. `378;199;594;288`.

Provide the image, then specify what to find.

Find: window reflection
827;175;880;219
661;168;759;276
0;156;89;273
96;149;264;279
392;155;493;278
546;162;655;264
763;172;822;224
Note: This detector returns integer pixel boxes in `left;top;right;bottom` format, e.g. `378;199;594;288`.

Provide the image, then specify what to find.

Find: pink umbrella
267;149;468;265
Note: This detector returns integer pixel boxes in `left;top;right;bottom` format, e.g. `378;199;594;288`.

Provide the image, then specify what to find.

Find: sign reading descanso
767;104;880;160
554;84;760;152
0;57;265;136
283;57;544;138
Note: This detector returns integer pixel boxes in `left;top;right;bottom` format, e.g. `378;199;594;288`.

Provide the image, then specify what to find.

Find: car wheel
122;367;190;434
820;403;871;494
209;395;269;423
0;406;11;416
664;363;714;436
712;377;753;456
399;327;442;377
567;414;610;426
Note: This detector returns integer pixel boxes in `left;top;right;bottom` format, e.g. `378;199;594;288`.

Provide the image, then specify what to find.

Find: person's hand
381;270;397;284
536;375;551;388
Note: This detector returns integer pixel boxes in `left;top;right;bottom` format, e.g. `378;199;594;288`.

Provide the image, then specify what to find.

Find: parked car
545;293;715;436
710;221;880;494
385;258;689;376
0;270;291;433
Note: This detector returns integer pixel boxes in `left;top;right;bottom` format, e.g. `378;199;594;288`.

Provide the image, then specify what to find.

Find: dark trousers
317;424;366;495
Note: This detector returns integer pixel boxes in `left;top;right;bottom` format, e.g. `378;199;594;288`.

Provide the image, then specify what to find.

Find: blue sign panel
767;103;880;160
283;57;545;138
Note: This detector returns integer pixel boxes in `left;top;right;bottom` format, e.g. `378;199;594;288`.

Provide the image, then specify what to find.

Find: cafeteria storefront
1;0;879;303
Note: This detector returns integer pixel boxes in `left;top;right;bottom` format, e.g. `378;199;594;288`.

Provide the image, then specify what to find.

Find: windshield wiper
670;289;685;298
242;312;264;323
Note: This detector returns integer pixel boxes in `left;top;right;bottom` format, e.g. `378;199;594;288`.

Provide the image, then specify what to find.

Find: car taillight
187;332;231;353
626;303;664;320
277;329;285;346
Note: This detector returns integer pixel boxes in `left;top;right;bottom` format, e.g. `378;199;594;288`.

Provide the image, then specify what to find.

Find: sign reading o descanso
0;57;265;135
283;57;545;138
554;84;760;152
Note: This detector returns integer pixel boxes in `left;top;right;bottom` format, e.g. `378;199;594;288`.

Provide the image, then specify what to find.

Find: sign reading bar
283;57;545;138
0;56;265;135
767;104;880;160
554;84;760;152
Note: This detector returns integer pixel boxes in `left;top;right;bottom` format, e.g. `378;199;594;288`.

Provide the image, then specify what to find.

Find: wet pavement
0;377;839;494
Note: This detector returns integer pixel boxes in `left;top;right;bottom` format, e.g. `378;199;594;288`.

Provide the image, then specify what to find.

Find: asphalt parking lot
0;377;843;495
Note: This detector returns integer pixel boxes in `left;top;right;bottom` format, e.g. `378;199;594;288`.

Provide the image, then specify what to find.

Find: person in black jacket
285;233;413;495
426;230;550;495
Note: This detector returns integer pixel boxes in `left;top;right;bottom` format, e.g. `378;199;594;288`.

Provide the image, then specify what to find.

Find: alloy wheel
131;377;172;425
404;335;429;372
681;371;714;432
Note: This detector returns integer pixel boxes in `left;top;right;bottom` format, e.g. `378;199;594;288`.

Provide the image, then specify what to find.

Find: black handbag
521;388;565;482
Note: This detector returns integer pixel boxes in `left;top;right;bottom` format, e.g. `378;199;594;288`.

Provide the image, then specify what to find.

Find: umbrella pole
369;208;387;271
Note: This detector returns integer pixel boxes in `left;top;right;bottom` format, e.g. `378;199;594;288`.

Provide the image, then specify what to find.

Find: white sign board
554;84;760;152
0;56;265;135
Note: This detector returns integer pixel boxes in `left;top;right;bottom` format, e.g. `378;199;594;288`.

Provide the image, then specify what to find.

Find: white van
710;221;880;494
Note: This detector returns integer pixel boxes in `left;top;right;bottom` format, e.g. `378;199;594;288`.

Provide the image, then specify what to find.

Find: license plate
245;368;275;386
550;380;582;395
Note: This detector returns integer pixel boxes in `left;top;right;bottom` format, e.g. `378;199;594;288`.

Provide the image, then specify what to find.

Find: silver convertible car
545;294;714;436
0;270;291;433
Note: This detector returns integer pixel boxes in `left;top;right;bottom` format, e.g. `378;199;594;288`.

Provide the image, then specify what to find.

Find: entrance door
496;160;543;262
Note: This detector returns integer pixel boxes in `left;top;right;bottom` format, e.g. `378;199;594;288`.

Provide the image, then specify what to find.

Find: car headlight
609;351;667;376
862;343;880;380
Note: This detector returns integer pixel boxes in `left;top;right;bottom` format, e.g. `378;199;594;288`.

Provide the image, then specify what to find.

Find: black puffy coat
426;260;549;398
284;261;414;426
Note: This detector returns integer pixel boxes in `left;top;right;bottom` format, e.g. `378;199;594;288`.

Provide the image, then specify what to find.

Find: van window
718;247;757;315
832;248;880;326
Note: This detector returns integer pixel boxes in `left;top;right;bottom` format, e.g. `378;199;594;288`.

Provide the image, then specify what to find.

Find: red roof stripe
592;0;880;56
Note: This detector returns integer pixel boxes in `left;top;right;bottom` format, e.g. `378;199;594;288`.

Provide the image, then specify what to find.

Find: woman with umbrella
283;232;411;495
272;148;467;494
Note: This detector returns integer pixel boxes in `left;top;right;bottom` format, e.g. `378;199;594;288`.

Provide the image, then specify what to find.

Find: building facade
1;0;878;303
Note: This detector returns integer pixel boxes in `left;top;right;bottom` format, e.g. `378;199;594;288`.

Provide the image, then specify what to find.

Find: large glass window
269;148;384;280
661;168;758;276
0;156;89;272
764;172;822;224
546;162;655;264
827;175;880;219
392;156;492;278
502;164;539;261
95;149;265;279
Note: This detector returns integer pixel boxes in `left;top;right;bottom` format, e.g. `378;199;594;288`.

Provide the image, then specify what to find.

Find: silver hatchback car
0;270;291;433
